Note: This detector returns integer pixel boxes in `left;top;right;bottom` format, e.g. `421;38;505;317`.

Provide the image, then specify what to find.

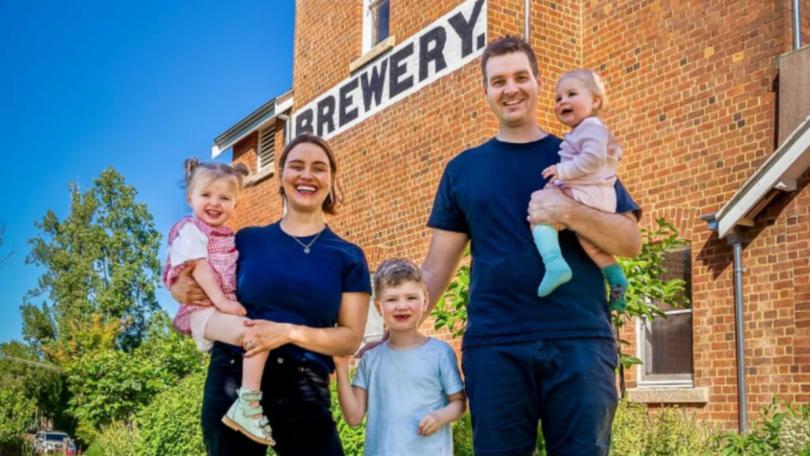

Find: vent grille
258;124;276;171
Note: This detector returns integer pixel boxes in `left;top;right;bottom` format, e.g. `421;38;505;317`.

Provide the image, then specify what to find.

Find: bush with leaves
610;401;715;455
0;385;36;455
66;312;204;442
716;399;810;455
84;421;142;456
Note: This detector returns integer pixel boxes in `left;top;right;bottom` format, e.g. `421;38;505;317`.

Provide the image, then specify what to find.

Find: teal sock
602;263;628;311
532;225;572;297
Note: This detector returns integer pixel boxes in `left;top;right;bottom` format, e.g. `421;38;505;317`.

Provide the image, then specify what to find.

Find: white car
33;431;70;454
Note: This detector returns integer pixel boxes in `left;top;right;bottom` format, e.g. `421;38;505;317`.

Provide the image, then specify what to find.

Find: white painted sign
293;0;487;139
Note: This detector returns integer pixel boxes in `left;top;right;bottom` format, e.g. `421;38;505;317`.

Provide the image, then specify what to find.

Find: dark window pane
373;0;389;44
644;312;693;375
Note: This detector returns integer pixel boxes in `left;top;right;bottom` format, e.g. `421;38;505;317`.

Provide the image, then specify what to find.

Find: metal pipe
730;234;748;433
524;0;530;41
793;0;802;50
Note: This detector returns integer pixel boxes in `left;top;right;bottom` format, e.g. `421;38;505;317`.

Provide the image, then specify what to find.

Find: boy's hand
542;164;559;181
216;299;247;316
418;412;442;436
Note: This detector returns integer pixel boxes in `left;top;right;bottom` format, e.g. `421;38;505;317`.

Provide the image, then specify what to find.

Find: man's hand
169;265;212;306
527;186;574;230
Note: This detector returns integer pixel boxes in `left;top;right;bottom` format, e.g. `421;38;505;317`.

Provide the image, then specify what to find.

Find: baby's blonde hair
558;68;609;115
183;158;250;198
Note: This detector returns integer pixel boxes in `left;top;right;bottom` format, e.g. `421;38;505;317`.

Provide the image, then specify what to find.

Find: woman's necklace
281;221;324;254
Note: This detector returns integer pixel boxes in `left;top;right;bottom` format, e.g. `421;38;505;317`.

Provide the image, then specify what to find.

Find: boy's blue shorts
461;338;619;456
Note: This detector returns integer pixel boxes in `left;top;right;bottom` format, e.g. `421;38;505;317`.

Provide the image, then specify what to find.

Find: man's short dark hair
480;35;539;86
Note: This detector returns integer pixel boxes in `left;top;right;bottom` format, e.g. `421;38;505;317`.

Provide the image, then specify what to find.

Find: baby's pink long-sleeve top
556;116;622;186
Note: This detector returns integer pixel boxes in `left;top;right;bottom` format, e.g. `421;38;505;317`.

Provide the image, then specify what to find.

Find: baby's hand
418;412;441;436
216;299;247;316
542;164;558;181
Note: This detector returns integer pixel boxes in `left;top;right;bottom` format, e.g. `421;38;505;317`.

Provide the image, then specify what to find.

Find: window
363;0;390;53
637;246;694;386
257;123;276;172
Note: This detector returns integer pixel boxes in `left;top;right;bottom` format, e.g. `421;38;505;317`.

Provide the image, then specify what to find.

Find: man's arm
421;229;469;315
527;186;641;258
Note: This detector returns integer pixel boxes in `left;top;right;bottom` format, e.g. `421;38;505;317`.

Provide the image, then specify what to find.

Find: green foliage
84;421;142;456
136;369;206;456
0;385;36;453
330;372;365;455
611;401;715;455
452;413;474;455
66;312;204;442
431;247;470;337
614;219;688;392
24;167;162;358
716;399;810;455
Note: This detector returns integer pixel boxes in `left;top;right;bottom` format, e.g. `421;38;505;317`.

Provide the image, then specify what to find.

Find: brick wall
228;0;810;429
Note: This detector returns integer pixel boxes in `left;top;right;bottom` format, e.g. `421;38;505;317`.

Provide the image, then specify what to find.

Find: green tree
66;312;204;442
23;167;162;359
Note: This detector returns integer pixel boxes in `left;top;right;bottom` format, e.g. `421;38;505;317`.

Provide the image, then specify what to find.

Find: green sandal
221;388;275;446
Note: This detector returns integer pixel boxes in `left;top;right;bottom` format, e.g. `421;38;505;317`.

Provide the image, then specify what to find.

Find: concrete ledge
349;36;396;73
626;387;709;404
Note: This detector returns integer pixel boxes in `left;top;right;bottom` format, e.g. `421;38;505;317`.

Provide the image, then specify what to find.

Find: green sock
532;225;572;297
602;263;628;311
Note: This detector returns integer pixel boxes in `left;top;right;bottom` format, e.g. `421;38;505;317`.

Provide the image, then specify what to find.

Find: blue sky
0;1;295;343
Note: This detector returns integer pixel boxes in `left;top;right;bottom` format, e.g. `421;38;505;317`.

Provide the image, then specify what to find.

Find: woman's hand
169;265;212;306
241;319;294;357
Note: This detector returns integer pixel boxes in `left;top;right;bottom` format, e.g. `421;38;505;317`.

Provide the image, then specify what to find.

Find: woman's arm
241;291;369;358
333;355;368;426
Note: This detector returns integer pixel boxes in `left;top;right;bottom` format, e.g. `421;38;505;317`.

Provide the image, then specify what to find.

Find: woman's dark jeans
201;343;344;456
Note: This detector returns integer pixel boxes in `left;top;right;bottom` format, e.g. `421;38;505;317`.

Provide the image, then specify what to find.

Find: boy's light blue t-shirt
353;337;464;456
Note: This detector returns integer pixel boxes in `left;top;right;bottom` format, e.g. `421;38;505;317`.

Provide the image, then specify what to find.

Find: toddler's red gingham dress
162;216;238;335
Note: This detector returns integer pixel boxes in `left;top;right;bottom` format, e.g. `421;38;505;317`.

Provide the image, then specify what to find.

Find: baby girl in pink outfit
532;69;628;310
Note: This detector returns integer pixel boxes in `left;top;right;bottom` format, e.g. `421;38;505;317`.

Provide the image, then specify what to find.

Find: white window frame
636;309;694;388
362;297;384;344
635;247;694;388
362;0;390;54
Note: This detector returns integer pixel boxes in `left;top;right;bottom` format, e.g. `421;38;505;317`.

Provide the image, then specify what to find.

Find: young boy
334;258;465;456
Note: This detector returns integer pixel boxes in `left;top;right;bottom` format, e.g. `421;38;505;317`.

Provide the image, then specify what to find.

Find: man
422;35;641;455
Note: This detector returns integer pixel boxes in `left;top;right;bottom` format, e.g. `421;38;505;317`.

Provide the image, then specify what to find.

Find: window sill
349;36;396;73
245;167;274;187
626;386;709;404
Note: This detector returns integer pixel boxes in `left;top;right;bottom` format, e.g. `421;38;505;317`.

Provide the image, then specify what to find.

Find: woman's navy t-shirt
228;222;371;372
428;135;640;347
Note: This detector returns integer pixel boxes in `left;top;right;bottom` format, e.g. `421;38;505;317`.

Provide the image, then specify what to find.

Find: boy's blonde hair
184;158;249;197
373;258;424;298
558;68;609;115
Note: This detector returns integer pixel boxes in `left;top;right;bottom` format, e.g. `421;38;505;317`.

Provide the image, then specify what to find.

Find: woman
171;133;371;455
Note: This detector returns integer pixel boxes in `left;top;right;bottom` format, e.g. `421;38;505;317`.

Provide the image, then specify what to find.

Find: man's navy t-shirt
222;222;371;372
428;135;640;347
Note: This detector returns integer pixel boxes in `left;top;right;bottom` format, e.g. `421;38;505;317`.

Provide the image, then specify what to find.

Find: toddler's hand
542;164;558;181
418;412;441;436
217;299;247;316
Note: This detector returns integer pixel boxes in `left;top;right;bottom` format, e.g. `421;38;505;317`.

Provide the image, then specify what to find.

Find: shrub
611;401;715;455
716;400;810;456
136;370;206;456
84;421;141;456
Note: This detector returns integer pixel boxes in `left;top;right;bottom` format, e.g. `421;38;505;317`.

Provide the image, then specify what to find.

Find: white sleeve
169;223;209;266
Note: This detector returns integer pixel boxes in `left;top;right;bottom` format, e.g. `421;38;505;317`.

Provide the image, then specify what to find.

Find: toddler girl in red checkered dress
163;159;274;446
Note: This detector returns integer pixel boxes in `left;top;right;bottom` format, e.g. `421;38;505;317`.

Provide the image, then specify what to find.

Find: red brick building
212;0;810;430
